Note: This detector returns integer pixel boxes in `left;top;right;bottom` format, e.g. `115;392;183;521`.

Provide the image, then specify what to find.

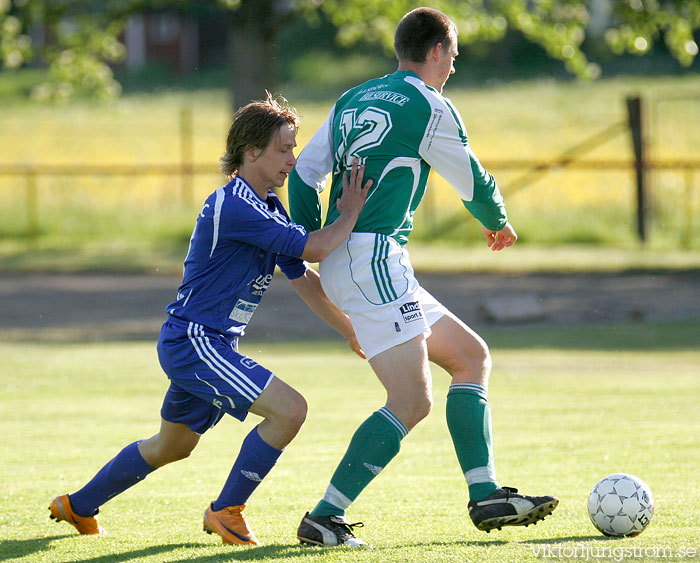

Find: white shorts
319;233;448;360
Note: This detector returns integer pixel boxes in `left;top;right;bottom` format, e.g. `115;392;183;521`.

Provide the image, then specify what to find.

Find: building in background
122;11;229;75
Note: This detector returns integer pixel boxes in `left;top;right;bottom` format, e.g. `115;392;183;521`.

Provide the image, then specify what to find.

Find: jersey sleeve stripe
210;186;225;257
234;179;292;228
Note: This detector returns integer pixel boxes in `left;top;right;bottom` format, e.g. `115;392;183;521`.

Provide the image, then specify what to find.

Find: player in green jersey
289;7;558;546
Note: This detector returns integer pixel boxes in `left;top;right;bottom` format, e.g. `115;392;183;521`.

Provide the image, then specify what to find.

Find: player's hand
482;222;517;251
336;158;372;218
346;333;366;360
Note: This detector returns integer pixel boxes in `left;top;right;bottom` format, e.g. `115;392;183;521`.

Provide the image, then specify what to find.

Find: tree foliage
1;0;699;102
320;0;700;79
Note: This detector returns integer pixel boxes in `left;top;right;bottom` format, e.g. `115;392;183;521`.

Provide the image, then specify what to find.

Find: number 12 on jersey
335;107;393;173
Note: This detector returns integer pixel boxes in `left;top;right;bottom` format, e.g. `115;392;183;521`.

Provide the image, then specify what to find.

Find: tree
1;0;699;105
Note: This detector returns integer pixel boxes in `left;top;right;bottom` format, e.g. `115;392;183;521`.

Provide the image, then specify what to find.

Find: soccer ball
587;473;654;537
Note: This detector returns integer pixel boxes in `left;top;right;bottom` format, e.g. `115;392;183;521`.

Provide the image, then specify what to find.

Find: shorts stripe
196;325;265;398
371;235;388;303
187;323;259;402
194;372;236;409
371;235;399;304
198;330;263;394
188;324;256;402
380;236;398;300
377;407;408;438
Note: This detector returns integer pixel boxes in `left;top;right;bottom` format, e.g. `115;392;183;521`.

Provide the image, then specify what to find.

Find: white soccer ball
588;473;654;537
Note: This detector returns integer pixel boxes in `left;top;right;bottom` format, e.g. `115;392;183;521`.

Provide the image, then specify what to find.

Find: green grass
1;322;699;562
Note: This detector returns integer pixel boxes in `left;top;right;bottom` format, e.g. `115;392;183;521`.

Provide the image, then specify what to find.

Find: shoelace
330;516;364;534
502;486;520;500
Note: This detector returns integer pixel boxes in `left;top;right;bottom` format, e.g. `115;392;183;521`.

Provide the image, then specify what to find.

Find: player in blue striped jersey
49;93;371;545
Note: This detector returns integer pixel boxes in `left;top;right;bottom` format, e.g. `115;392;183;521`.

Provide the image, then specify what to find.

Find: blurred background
1;0;699;273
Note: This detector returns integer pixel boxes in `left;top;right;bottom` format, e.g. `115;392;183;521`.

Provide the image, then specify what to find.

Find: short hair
220;92;300;177
394;7;457;64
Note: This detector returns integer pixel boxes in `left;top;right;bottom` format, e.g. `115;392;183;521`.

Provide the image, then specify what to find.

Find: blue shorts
156;316;274;434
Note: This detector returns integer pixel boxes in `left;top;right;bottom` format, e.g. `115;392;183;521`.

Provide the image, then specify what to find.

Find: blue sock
212;426;283;510
69;441;156;517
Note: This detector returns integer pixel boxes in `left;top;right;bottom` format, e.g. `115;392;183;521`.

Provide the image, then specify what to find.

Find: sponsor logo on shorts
240;357;259;370
213;399;223;409
399;301;423;324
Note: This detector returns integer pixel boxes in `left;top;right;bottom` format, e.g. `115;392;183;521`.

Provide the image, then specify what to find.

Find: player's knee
145;440;196;467
455;335;491;378
415;394;433;423
169;445;195;462
282;391;307;431
477;339;492;371
395;393;432;430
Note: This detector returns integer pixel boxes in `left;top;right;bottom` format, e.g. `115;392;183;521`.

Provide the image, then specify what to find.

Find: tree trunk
228;0;280;110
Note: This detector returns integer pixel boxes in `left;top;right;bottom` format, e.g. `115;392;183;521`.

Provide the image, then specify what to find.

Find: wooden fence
1;98;698;244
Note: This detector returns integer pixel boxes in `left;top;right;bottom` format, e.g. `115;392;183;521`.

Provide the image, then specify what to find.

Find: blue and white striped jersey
166;176;309;336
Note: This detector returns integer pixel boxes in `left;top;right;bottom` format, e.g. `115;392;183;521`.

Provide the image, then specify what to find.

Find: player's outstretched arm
300;159;372;263
481;221;518;251
289;267;366;359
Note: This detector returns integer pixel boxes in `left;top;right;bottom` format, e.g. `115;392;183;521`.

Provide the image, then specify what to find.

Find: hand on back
336;158;372;218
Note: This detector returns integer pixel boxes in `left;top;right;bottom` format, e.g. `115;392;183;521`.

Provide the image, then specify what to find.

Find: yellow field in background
0;74;698;238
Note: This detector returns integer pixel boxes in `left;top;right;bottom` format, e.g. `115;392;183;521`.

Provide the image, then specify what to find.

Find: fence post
682;168;694;249
180;106;194;206
626;95;650;243
25;170;39;245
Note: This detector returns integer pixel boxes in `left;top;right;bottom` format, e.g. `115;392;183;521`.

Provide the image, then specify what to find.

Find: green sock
446;383;500;501
310;407;407;517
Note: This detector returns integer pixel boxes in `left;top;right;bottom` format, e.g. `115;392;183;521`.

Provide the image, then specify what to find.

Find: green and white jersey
289;70;507;246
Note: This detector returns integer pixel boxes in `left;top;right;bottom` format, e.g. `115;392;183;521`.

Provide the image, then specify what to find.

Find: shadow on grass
70;543;208;563
157;543;344;562
523;535;612;544
0;535;66;561
0;537;363;563
3;536;626;562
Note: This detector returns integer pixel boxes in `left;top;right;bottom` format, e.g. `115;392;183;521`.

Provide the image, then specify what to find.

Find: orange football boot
203;503;259;545
49;494;106;535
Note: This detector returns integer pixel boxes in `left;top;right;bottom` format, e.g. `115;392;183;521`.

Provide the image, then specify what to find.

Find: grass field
1;322;699;562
